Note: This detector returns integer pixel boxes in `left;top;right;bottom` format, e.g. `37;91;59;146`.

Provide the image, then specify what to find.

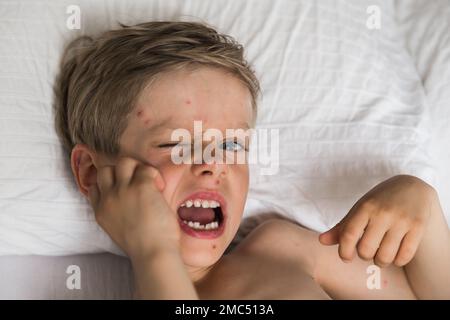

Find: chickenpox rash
136;109;151;125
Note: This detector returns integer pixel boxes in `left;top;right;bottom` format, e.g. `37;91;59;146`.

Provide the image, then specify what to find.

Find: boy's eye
158;143;179;148
220;140;246;152
158;141;247;152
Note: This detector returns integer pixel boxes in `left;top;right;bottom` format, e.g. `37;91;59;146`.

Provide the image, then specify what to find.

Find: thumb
319;221;342;245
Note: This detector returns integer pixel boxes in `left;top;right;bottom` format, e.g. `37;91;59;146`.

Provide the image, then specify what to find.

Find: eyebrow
148;119;251;134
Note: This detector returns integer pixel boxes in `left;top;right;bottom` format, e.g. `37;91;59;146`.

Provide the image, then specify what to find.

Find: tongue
178;207;216;225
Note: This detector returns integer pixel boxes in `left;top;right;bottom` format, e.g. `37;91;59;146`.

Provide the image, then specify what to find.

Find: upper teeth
180;199;220;208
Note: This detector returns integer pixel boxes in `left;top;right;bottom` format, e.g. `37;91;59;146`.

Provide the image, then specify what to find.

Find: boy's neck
187;260;221;286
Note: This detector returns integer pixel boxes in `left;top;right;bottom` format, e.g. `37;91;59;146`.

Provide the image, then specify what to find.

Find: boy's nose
191;161;227;179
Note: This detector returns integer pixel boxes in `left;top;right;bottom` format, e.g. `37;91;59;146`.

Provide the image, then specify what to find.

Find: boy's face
111;66;253;269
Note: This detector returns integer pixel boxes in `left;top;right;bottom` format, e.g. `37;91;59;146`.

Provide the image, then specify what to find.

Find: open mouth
176;196;226;238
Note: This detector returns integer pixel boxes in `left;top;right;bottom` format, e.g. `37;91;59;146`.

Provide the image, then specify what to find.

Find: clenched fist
87;157;181;260
319;175;436;268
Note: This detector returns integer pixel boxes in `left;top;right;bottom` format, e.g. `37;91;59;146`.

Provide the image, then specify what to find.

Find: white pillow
394;0;450;225
246;0;439;230
0;0;438;256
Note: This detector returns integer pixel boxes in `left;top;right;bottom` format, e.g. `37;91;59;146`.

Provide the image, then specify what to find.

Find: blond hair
53;21;261;160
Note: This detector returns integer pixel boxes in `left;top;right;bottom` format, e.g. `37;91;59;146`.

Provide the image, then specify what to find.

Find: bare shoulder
233;217;323;278
235;217;321;252
232;217;417;299
219;217;331;299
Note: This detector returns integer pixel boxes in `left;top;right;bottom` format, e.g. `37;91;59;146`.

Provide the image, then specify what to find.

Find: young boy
54;21;450;299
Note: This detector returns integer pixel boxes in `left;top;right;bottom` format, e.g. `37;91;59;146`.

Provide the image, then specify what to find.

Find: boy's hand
87;157;181;261
319;175;436;268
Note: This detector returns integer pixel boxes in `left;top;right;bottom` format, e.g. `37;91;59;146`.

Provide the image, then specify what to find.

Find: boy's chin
180;241;225;268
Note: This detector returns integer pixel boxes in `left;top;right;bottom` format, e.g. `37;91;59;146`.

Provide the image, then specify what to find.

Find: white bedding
0;0;449;299
393;0;450;223
0;253;133;299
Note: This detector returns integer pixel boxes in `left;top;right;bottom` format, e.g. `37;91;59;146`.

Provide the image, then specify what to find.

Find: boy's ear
70;144;101;198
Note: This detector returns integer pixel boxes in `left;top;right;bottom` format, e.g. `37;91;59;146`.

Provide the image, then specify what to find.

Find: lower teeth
183;220;219;230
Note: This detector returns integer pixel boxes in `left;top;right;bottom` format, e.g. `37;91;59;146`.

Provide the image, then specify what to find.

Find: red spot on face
185;99;191;105
137;110;143;117
212;245;216;249
144;119;150;125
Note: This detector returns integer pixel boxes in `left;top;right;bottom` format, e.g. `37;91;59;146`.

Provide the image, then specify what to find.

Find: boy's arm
315;193;450;299
86;157;198;300
301;223;418;299
403;191;450;299
131;246;198;300
315;242;418;299
242;218;417;299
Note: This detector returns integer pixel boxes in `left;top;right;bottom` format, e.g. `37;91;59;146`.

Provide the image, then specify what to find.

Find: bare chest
197;252;331;300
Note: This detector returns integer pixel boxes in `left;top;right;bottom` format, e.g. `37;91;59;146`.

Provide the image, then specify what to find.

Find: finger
357;218;390;261
374;226;408;267
394;226;423;267
320;203;359;246
97;165;115;193
319;223;342;246
338;211;370;262
115;157;139;188
132;164;165;191
336;196;379;261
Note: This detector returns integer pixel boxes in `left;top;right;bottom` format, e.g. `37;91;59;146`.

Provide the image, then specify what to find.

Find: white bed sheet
0;253;133;299
393;0;450;223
